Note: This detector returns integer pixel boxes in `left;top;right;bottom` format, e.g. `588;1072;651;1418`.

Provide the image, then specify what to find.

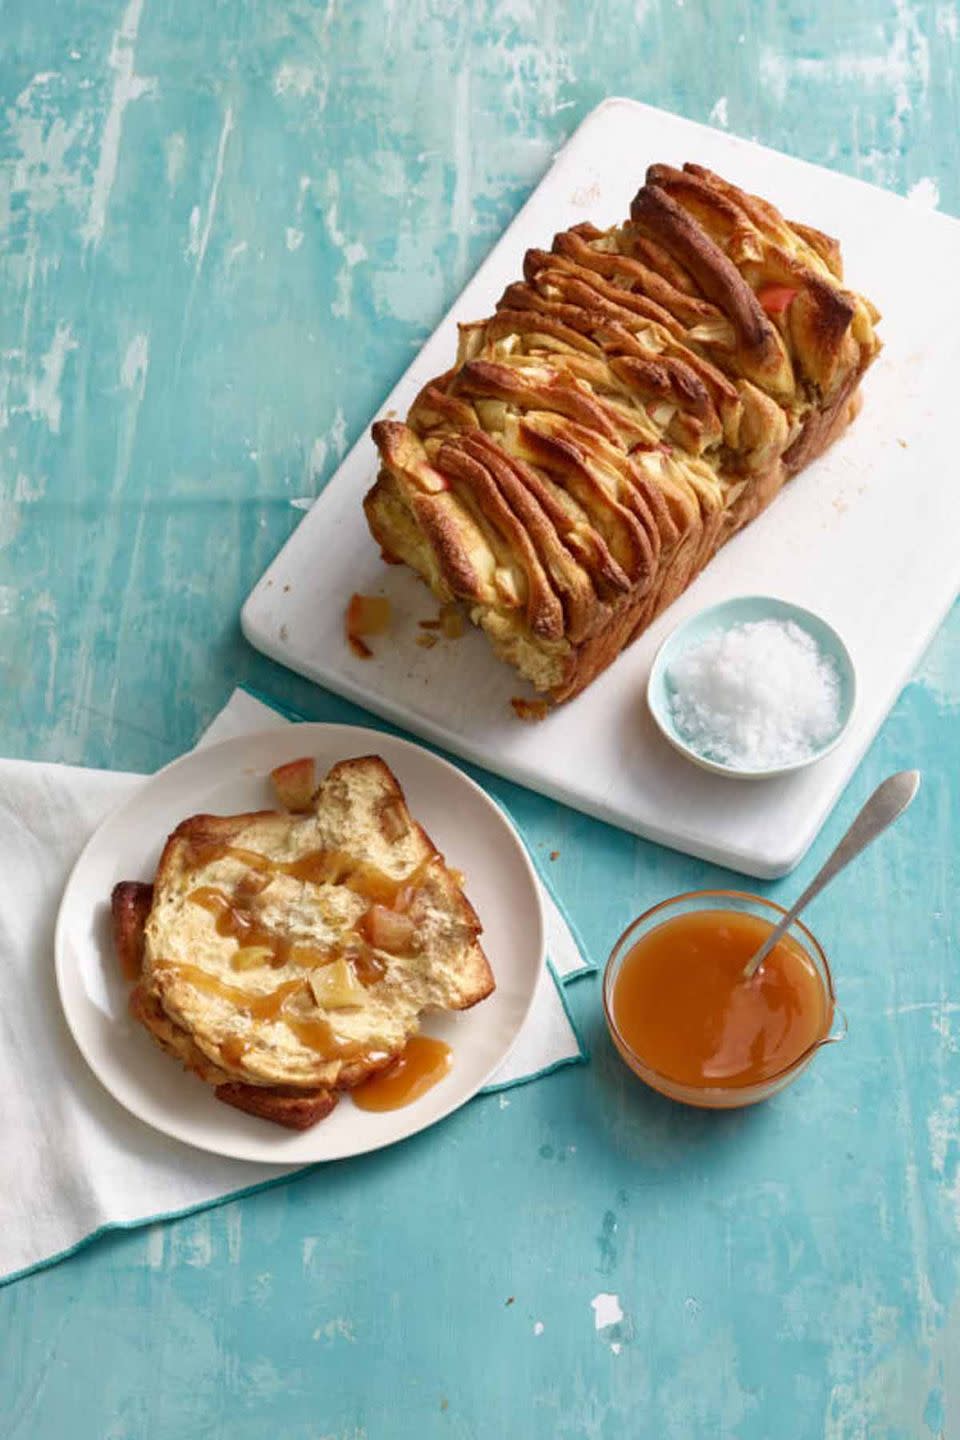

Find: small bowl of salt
647;596;856;780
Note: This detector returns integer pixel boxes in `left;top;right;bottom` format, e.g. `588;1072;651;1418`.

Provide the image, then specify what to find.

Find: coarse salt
666;619;842;770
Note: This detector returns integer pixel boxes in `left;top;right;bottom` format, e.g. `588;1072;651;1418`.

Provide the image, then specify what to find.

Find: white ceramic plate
55;725;544;1164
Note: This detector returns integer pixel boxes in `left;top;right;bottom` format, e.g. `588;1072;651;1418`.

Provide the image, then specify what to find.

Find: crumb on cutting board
511;697;550;723
440;603;465;639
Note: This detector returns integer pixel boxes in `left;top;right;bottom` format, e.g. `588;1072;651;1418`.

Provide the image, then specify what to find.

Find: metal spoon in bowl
742;771;921;981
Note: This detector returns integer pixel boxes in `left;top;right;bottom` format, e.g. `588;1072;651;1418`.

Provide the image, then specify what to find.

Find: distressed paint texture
1;2;958;1437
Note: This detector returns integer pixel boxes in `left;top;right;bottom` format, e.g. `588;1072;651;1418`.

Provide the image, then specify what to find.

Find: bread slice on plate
112;755;494;1130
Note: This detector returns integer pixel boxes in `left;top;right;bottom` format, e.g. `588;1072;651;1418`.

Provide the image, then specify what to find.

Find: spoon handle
742;771;921;980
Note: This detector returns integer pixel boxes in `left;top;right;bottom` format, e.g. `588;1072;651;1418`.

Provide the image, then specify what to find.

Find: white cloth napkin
0;690;589;1286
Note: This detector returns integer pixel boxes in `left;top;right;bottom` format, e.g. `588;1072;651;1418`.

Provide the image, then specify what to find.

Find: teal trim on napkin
494;810;596;984
0;1171;315;1290
3;954;591;1286
479;958;590;1096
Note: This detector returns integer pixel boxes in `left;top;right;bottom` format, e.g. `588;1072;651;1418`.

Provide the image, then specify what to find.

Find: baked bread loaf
112;756;494;1130
366;162;881;704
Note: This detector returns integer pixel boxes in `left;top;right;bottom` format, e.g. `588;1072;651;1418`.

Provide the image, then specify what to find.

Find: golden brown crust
111;881;154;979
130;978;340;1127
214;1082;339;1130
129;979;232;1086
630;177;789;388
367;160;881;704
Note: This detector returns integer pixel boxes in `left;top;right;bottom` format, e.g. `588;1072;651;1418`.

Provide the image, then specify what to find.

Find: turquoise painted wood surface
2;2;958;1436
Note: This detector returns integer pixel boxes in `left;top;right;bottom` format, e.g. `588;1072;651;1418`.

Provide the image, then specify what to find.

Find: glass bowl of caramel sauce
603;890;844;1109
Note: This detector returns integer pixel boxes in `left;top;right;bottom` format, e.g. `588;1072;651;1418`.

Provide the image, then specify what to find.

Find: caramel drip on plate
351;1036;453;1111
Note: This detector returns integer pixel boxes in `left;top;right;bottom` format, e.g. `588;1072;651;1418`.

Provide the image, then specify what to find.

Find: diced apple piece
413;462;449;495
474;399;509;432
757;284;798;315
492;569;521;606
289;943;335;968
378;800;408;844
394;884;416;914
308;958;367;1010
270;756;317;811
359;904;418;954
231;946;274;971
649;402;676;430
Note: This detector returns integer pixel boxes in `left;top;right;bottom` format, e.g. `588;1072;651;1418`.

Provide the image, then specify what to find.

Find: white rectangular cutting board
243;97;960;879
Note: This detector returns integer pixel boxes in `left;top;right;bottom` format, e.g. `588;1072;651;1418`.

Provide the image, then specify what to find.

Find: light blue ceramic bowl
647;595;857;780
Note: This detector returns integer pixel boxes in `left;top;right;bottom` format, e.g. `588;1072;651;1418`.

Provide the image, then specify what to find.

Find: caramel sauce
612;909;831;1089
217;846;275;872
282;849;404;905
189;885;304;969
166;962;367;1061
349;946;387;986
187;842;429;909
219;1034;249;1068
185;843;433;972
351;1036;453;1111
282;1012;365;1059
188;884;388;983
171;962;304;1020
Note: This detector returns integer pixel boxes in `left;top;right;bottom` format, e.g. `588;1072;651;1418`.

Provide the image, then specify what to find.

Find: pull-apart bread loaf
366;162;881;703
112;756;494;1129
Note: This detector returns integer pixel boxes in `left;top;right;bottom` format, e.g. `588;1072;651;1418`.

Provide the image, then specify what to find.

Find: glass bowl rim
602;887;837;1099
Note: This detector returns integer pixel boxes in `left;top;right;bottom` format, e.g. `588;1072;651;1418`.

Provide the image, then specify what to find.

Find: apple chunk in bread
270;756;317;811
359;903;419;955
